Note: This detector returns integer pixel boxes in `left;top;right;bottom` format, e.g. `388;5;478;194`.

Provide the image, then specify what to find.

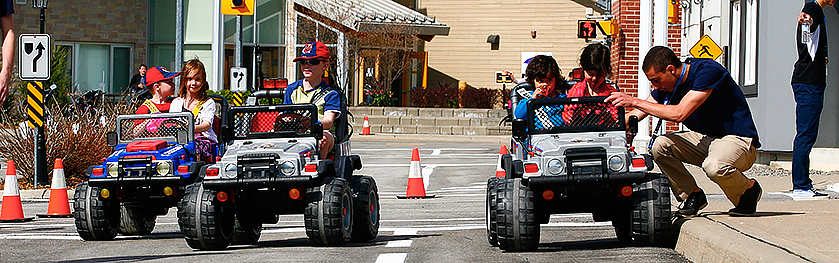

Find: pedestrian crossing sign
689;35;722;60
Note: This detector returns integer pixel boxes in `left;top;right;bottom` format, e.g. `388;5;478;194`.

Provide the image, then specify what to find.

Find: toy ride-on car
177;91;379;250
73;96;229;241
486;95;671;251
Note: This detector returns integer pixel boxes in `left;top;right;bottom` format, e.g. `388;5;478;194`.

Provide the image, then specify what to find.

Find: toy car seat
207;95;229;163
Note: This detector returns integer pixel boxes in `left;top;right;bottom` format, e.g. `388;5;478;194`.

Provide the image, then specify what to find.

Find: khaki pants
651;131;756;205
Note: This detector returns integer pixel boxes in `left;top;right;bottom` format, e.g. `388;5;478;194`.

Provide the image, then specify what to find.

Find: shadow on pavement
49;252;231;263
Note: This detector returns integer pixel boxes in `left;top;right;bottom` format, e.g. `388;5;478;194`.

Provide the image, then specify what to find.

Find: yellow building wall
419;0;594;89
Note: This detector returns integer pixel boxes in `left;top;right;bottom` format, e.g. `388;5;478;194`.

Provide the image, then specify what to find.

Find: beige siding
420;0;593;88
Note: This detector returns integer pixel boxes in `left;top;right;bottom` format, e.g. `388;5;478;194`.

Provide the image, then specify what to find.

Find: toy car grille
528;96;624;133
119;115;192;141
231;106;316;138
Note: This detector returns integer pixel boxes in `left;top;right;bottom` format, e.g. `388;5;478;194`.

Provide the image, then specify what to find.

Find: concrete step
350;115;504;127
350;106;507;119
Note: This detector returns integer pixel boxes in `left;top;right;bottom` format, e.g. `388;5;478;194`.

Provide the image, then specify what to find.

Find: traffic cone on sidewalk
397;148;435;199
495;145;508;178
360;116;372;135
0;160;34;222
37;159;72;218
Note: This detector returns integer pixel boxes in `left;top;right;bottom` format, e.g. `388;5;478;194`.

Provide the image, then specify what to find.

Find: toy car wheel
612;209;632;243
304;177;353;246
350;175;379;242
177;182;234;250
628;173;672;246
486;177;500;246
73;182;119;241
118;205;157;235
495;178;540;252
231;211;262;245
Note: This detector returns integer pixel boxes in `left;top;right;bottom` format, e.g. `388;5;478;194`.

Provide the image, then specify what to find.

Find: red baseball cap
142;66;180;87
293;41;330;62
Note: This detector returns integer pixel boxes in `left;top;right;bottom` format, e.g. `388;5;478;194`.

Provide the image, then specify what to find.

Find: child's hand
534;86;548;98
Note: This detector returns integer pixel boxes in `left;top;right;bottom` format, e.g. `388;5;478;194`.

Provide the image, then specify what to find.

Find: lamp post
32;0;48;187
254;45;262;90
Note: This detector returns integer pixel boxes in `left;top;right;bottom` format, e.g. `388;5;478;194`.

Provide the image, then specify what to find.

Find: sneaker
676;189;707;217
728;179;762;216
792;189;830;201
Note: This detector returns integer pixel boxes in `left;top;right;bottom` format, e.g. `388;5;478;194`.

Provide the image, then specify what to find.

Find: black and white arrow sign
19;34;51;80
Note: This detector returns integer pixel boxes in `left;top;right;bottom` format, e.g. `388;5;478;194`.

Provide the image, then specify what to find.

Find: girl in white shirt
170;59;217;159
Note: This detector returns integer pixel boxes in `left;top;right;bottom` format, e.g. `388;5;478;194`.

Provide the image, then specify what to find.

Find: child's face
300;59;327;80
533;75;556;96
184;69;205;95
154;79;175;98
584;70;604;88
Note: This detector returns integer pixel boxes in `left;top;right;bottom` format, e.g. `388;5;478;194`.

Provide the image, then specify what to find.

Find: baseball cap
142;66;180;87
293;41;330;62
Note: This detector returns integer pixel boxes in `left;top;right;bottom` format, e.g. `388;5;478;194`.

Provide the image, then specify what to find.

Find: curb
352;133;509;145
0;189;75;202
674;217;807;263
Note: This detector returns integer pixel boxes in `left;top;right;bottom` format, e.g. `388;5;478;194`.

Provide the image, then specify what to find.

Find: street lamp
32;0;47;34
254;45;263;90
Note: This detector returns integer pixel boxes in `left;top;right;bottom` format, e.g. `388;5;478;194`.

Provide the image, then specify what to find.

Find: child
170;59;217;159
136;66;178;114
513;55;570;130
284;41;341;159
564;44;619;124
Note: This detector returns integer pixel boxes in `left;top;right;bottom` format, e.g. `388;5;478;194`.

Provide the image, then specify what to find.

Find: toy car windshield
116;112;195;144
526;96;624;134
231;104;320;139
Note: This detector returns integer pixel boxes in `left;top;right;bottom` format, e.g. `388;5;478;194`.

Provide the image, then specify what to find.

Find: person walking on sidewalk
606;46;763;217
790;0;834;200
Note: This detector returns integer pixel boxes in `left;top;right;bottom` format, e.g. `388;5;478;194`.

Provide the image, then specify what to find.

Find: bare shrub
0;97;134;190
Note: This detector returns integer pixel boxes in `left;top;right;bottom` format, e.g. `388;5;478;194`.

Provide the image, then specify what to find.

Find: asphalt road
0;141;688;262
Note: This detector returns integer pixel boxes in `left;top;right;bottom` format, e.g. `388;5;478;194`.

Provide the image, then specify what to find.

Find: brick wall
12;1;148;70
611;0;683;134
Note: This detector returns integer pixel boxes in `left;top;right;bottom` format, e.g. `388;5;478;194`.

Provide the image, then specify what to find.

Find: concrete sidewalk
2;134;838;263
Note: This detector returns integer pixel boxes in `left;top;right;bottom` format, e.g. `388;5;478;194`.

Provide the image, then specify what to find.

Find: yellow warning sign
221;0;254;16
26;81;44;128
231;92;244;106
689;35;722;60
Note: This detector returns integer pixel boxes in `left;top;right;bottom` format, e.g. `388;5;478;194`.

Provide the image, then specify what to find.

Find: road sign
230;92;244;106
26;81;45;128
230;67;248;92
689;35;723;60
578;20;598;38
19;34;51;80
495;71;512;84
221;0;254;15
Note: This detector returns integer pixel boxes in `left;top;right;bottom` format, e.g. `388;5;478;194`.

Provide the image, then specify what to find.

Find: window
58;43;133;94
729;0;758;96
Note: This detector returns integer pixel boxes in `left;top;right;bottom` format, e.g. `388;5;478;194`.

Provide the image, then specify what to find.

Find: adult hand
798;12;812;24
604;92;637;107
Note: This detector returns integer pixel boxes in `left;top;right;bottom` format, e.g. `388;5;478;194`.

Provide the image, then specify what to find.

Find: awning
294;0;450;39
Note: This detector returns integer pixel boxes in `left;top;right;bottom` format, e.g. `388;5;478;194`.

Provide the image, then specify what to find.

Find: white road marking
354;148;490;152
439;186;485;191
375;253;407;263
362;163;495;167
385;240;413;247
422;165;436;190
381;217;482;223
391;228;418;235
431;149;441;155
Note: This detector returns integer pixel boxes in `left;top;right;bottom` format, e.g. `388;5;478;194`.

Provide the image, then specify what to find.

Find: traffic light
668;0;680;24
578;20;598;39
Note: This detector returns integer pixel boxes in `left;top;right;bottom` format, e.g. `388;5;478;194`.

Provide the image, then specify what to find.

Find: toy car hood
221;137;318;162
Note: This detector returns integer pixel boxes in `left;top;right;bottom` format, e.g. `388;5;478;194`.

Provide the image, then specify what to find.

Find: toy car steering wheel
274;113;311;133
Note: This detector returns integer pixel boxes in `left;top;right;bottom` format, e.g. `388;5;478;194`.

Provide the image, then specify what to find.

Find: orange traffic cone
495;145;508;178
397;148;435;199
1;160;34;222
38;159;72;218
361;116;372;135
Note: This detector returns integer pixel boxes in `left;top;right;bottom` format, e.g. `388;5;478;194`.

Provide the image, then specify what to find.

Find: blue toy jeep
73;96;229;241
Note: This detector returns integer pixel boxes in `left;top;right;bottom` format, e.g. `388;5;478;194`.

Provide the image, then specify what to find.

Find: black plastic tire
230;211;262;245
629;173;672;246
495;178;540;252
486;177;500;246
177;182;234;250
304;177;353;246
118;205;156;235
350;175;379;242
73;182;119;241
612;209;631;243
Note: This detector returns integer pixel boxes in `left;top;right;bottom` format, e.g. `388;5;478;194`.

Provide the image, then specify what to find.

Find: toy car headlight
608;155;624;171
280;161;296;176
224;163;237;176
107;163;118;177
547;158;564;175
156;161;172;175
